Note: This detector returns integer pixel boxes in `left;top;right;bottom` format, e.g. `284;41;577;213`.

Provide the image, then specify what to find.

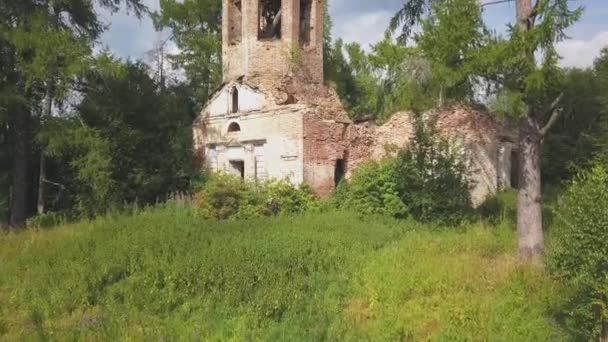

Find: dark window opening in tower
300;0;312;46
510;150;519;189
228;0;242;45
258;0;282;40
231;87;239;113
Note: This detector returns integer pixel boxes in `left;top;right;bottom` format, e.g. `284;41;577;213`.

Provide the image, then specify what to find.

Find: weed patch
0;207;565;340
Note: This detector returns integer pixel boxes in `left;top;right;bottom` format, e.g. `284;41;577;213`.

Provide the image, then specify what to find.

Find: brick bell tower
222;0;324;83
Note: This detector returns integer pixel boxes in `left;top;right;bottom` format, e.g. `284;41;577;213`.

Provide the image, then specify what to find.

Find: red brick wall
303;115;349;197
222;0;323;82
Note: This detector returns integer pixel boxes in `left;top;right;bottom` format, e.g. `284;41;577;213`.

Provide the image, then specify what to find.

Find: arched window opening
228;0;243;45
258;0;282;40
300;0;312;46
228;122;241;133
510;150;519;189
231;87;239;113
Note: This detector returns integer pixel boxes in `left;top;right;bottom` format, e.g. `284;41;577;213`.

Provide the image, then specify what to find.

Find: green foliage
75;57;195;213
41;118;116;215
0;207;565;340
0;196;8;227
542;66;603;184
548;165;608;340
29;56;197;218
152;0;222;105
593;48;608;163
394;114;473;225
417;0;487;103
369;37;433;118
0;141;9;224
285;43;303;71
326;0;488;122
26;212;67;229
478;190;518;224
324;39;380;119
6;12;90;97
324;36;439;122
194;173;319;220
490;88;530;120
333;159;407;218
346;224;566;340
390;0;582;120
389;0;436;43
0;0;148;227
336;115;472;225
489;1;581;120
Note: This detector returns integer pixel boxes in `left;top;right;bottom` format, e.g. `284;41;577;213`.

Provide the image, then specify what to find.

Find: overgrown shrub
333;159;407;218
0;172;9;227
0;197;8;228
194;173;319;220
478;189;518;224
548;165;608;340
335;114;472;225
393;115;472;225
26;212;68;229
263;180;320;215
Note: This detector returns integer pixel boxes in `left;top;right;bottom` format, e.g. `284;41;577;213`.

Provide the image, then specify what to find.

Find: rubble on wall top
241;74;352;123
353;105;518;143
431;105;518;142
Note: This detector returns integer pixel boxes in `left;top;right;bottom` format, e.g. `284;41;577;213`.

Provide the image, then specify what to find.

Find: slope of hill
0;206;565;340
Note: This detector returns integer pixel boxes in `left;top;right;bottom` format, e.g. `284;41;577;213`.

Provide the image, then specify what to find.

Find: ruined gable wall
303;115;349;197
435;107;506;207
345;106;515;207
206;82;271;118
346;112;415;176
244;75;350;121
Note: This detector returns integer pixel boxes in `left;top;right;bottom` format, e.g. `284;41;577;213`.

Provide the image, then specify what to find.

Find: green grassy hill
0;206;566;340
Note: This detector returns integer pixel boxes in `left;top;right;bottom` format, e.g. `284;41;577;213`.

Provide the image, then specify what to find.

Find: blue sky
99;0;608;68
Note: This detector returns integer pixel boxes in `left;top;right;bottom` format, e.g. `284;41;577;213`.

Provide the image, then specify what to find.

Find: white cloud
97;0;166;59
99;0;607;71
557;31;608;68
332;10;392;50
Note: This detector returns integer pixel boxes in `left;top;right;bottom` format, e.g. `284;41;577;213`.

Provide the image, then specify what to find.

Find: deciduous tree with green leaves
390;0;582;263
0;0;145;228
153;0;222;106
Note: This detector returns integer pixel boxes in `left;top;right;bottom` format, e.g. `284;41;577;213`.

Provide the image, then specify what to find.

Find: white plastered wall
207;83;269;117
204;111;305;186
195;83;307;186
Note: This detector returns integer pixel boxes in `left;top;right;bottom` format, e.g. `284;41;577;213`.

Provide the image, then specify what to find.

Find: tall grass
343;226;566;340
0;206;565;340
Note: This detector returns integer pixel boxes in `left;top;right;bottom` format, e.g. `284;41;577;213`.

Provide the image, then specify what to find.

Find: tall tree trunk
10;105;30;229
517;117;544;263
0;211;7;231
37;154;46;214
515;0;546;263
601;320;607;342
37;85;53;215
516;0;533;31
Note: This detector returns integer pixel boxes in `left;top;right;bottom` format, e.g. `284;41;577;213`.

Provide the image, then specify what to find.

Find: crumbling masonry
193;0;517;206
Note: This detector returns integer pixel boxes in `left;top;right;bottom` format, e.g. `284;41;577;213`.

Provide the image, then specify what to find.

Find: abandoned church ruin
193;0;518;206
